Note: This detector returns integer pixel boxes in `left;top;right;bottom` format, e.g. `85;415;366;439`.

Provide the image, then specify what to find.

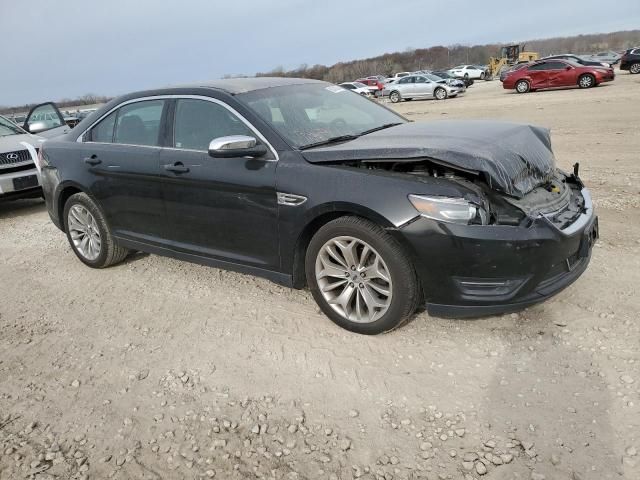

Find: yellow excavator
487;44;539;80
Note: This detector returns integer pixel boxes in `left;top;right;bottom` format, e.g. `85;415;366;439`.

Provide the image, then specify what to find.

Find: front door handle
164;162;190;174
84;154;101;166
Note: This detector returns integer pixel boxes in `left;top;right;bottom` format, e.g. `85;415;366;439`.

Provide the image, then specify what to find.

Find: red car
356;78;385;96
502;59;614;93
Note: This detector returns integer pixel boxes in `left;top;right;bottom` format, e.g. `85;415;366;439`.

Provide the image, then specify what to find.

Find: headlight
408;194;488;225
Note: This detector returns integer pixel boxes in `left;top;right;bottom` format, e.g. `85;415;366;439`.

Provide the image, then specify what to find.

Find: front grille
0;149;32;167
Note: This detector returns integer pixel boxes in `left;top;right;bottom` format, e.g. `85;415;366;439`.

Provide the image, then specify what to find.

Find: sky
1;0;639;105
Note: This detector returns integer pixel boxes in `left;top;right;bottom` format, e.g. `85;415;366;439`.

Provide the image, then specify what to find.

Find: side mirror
208;135;268;158
27;121;49;134
566;66;572;70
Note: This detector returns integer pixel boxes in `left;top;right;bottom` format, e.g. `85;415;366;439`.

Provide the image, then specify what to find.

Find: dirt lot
1;73;639;480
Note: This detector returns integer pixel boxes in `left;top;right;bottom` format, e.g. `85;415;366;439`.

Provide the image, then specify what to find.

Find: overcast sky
1;0;639;105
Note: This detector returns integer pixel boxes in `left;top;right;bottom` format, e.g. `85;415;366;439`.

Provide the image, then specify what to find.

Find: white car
0;115;43;201
339;82;373;96
448;65;486;80
386;72;411;82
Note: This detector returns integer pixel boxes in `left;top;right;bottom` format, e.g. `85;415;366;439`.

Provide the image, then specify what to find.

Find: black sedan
39;78;598;334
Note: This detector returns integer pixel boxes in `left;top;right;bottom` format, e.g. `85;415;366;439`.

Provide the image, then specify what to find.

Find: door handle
164;162;190;174
84;154;101;166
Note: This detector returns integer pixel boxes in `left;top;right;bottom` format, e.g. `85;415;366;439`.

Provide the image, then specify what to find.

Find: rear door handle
84;154;101;166
164;162;190;174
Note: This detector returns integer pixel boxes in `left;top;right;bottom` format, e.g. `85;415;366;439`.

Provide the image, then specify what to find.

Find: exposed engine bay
344;158;587;228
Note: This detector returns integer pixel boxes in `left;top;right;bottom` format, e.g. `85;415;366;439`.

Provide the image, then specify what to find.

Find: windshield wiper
357;122;403;136
299;134;360;150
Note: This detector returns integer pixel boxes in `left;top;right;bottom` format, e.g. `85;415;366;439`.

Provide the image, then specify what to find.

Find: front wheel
389;91;401;103
515;80;530;93
629;63;640;74
305;217;420;334
64;192;130;268
578;74;595;88
480;72;486;80
434;87;448;100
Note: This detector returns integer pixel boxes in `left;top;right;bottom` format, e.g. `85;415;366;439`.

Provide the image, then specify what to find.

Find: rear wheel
63;192;129;268
578;74;595;88
305;217;420;335
434;87;448;100
629;63;640;74
515;80;530;93
389;91;401;103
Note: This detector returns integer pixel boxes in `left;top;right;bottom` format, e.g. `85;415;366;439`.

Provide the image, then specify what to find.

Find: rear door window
113;100;165;146
546;62;567;70
528;62;548;71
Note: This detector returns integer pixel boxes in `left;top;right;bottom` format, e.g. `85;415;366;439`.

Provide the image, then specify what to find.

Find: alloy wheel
630;63;640;74
315;236;392;323
68;204;102;261
516;81;529;93
579;75;594;88
435;88;447;100
390;92;400;103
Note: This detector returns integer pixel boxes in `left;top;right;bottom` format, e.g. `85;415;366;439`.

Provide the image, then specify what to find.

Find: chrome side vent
277;192;307;206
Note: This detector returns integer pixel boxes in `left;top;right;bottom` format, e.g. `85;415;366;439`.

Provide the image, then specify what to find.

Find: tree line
0;94;112;116
255;30;640;83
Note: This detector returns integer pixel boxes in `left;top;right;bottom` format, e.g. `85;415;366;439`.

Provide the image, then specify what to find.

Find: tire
305;216;420;335
63;192;129;268
464;73;469;80
389;91;401;103
578;74;595;89
515;80;530;93
480;72;486;80
629;63;640;74
434;87;448;100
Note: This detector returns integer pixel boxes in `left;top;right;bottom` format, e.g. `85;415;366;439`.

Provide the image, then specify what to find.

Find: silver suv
1;102;74;201
0;115;43;200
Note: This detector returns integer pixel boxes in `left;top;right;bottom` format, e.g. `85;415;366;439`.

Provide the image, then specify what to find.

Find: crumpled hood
301;120;556;198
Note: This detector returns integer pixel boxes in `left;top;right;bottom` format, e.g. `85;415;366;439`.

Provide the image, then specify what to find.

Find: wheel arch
56;182;104;233
290;203;398;288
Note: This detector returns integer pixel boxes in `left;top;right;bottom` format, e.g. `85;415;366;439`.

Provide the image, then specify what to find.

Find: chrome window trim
76;94;279;161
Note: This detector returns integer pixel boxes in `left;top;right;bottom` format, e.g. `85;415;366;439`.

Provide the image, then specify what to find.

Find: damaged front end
344;156;591;232
326;156;598;317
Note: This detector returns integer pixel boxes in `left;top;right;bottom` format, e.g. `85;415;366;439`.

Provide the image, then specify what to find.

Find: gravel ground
1;73;639;480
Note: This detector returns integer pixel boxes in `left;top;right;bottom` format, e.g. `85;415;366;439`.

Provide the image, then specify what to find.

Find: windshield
0;115;26;137
237;83;406;149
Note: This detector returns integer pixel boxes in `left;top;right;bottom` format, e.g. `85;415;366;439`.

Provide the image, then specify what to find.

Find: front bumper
396;190;598;318
0;165;42;200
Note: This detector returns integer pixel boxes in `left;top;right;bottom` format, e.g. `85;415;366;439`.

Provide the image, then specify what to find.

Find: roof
186;77;326;94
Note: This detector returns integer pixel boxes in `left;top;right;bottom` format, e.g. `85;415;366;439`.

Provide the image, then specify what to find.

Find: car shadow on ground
0;198;46;220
